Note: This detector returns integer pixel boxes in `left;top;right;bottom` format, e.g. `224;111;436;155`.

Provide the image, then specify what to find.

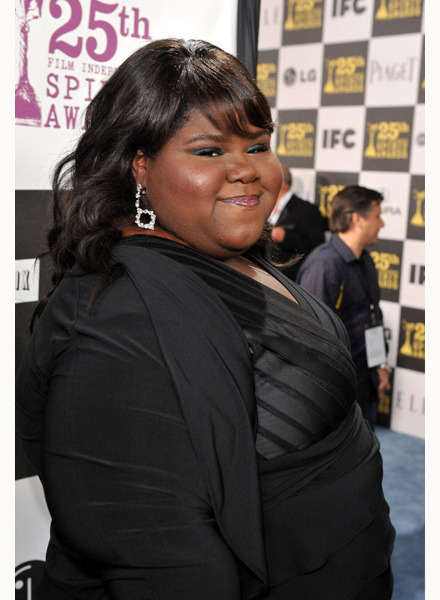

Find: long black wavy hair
33;38;277;326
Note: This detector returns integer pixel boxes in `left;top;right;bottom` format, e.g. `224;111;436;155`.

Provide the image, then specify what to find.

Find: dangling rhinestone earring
135;183;156;230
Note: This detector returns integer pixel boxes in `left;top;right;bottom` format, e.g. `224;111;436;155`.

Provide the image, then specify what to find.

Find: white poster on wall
15;477;52;566
15;476;52;596
276;42;324;110
258;0;284;50
15;259;40;304
365;33;423;107
391;367;425;439
15;0;238;190
322;0;374;43
400;239;425;310
315;105;366;172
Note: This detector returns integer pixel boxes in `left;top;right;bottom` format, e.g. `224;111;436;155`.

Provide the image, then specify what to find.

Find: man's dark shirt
296;234;383;406
272;193;326;280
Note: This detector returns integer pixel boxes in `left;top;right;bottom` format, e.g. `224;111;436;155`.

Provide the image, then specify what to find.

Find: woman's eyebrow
184;129;270;145
184;134;227;145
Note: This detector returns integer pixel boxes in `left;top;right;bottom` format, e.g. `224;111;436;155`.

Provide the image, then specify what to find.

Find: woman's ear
132;150;147;185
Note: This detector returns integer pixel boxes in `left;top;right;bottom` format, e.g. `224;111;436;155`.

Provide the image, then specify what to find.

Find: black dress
16;236;395;599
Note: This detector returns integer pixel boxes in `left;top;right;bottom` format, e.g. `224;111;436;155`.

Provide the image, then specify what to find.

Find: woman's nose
226;153;260;184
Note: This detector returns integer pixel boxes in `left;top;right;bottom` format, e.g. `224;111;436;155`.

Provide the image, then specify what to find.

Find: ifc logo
15;561;45;599
284;68;297;86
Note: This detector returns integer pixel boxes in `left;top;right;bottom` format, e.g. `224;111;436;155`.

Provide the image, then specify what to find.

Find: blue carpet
375;426;425;600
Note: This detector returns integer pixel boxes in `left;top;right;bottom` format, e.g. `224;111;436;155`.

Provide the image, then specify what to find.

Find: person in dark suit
296;185;390;430
268;163;326;280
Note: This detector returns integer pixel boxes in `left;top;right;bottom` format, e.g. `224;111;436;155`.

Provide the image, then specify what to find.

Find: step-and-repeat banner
15;0;426;593
257;0;425;440
15;1;238;595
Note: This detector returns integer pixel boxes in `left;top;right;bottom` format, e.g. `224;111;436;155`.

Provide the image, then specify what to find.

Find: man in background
296;185;390;430
269;163;326;280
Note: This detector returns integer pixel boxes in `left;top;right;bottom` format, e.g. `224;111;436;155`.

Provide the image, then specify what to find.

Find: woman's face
137;109;283;259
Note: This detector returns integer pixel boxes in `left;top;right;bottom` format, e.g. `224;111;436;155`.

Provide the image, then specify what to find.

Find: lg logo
283;68;316;86
284;68;296;85
332;0;366;16
322;129;356;148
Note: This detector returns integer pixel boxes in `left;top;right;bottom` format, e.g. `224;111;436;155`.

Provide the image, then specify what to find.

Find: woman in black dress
16;38;395;599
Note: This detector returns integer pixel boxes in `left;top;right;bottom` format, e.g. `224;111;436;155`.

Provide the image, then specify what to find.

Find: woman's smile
219;195;260;207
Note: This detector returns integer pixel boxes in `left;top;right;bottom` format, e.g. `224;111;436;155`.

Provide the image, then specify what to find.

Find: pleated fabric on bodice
123;235;357;459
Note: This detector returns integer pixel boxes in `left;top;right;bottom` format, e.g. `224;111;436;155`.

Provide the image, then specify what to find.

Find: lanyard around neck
352;259;378;325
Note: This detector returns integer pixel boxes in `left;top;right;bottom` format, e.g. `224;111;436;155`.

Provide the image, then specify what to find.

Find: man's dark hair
329;185;383;233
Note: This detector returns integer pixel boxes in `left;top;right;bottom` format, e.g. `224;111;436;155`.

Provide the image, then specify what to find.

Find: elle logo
395;391;425;415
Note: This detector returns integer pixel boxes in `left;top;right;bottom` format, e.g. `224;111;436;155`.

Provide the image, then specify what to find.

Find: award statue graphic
15;0;43;127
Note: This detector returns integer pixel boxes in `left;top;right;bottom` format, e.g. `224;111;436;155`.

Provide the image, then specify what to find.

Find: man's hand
377;367;390;399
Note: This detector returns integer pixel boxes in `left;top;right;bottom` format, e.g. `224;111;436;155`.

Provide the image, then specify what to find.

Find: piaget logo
410;189;425;227
284;0;323;31
317;184;344;218
277;121;314;157
257;63;277;99
364;120;410;160
323;56;365;95
399;318;425;360
370;251;400;290
375;0;422;20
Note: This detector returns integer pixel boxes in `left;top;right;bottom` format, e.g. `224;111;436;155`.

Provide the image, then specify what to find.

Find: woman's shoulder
112;236;227;299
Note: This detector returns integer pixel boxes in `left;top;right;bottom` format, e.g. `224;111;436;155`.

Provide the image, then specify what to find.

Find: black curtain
236;0;261;79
